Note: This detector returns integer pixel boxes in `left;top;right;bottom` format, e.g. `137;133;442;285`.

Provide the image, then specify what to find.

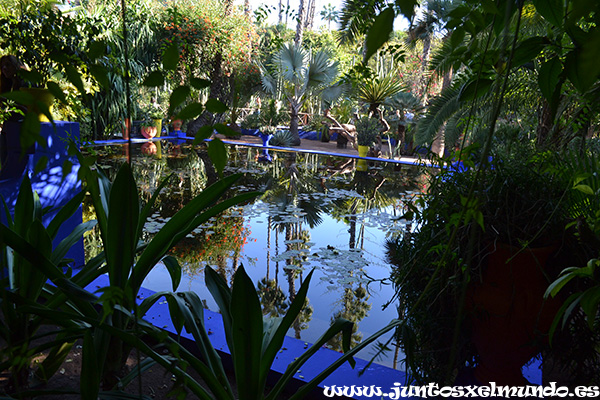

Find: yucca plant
357;72;404;115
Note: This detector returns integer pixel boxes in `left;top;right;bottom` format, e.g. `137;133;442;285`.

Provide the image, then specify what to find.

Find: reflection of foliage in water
83;143;425;359
168;208;251;276
257;278;288;317
327;285;372;351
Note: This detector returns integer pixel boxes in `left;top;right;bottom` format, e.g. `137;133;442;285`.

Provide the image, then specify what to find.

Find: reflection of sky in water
89;143;423;369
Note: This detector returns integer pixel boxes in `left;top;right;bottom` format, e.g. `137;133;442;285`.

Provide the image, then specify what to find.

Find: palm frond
260;61;279;97
427;33;465;78
306;51;339;90
273;43;307;86
443;112;465;149
338;0;387;44
415;84;462;145
321;83;352;109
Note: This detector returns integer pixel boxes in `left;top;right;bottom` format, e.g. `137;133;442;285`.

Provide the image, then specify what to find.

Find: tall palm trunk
294;0;306;46
418;34;432;102
305;0;316;30
289;101;302;146
278;0;283;24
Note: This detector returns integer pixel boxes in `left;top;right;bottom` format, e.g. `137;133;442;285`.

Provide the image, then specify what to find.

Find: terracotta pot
467;243;562;385
172;119;183;132
141;125;157;139
141;142;157;155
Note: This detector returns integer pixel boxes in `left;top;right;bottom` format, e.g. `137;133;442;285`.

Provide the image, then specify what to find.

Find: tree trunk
536;99;554;149
294;0;306;46
305;0;316;30
289;103;301;146
278;0;282;24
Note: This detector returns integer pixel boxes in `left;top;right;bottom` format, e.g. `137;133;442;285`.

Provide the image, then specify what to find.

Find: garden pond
82;139;427;368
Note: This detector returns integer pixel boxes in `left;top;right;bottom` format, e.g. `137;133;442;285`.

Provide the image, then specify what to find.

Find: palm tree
295;0;307;45
261;43;339;146
305;0;317;30
407;0;456;102
320;3;339;30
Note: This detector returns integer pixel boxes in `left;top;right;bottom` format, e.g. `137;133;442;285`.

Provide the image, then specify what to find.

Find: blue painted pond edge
86;274;410;400
82;135;434;167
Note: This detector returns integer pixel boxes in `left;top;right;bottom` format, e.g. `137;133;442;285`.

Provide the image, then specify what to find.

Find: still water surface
83;140;426;368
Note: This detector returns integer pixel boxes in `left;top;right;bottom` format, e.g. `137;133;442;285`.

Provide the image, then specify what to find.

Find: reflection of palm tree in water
327;285;372;351
257;278;288;317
